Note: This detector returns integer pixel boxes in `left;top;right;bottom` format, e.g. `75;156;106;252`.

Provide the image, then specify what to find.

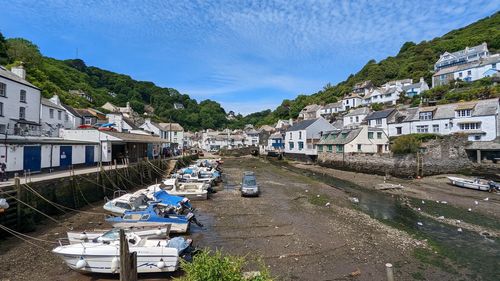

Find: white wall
40;104;66;137
0;75;41;131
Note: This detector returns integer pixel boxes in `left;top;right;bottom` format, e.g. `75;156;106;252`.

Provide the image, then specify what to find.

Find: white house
317;125;390;155
61;103;83;129
363;87;402;106
40;98;67;137
276;119;293;130
402;78;429;97
284;117;336;161
140;119;184;149
434;42;489;71
387;98;500;141
352;80;374;95
432;55;500;87
201;130;245;151
319;102;343;118
342;93;363;111
244;129;260;146
0;65;41;136
106;113;138;133
343;107;370;129
365;109;396;134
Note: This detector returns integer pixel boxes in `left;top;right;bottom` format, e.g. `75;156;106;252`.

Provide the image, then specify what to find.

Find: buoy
75;258;87;269
421;200;425;204
468;208;472;212
457;228;463;232
157;260;165;269
111;257;119;273
417;222;423;226
484;197;489;201
474;201;478;205
155;229;162;236
79;233;87;240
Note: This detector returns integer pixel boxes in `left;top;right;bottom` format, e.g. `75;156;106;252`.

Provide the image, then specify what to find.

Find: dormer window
456;109;472;117
419;111;433;120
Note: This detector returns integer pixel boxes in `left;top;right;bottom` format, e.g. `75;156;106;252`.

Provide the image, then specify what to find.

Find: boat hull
52;245;179;273
108;221;189;233
447;177;490;191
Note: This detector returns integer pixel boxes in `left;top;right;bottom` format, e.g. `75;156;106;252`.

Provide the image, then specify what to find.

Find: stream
276;162;500;281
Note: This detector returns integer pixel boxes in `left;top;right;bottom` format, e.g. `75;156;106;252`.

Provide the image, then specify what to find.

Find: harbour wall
0;155;197;233
317;135;477;178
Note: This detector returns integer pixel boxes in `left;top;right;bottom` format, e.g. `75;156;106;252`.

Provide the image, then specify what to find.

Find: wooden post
15;177;21;230
119;229;137;281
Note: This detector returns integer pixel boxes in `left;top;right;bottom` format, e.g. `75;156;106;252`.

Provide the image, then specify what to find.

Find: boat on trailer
52;234;192;274
446;176;499;192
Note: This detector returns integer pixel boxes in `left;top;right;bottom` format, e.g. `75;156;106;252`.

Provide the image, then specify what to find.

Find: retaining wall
317;135;475;178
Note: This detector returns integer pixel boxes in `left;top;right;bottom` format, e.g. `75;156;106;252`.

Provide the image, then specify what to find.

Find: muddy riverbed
1;156;497;280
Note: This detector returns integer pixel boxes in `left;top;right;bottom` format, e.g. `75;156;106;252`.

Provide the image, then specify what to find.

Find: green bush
391;134;441;155
175;249;273;281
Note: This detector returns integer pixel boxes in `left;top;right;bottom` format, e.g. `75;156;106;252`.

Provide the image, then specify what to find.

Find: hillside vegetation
0;34;229;131
243;11;500;127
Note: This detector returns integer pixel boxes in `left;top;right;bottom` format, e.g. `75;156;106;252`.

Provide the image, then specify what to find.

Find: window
299;131;302;139
84;117;92;125
433;124;439;133
458;72;463;78
289;132;292;140
474;135;481;141
49;108;54;118
65;114;69;122
0;102;3;116
459;123;481;130
57;111;62;120
467;70;472;75
0;82;6;97
355;116;359;122
19;107;26;119
368;132;374;139
357;144;362;152
456;109;472;117
350;117;353;122
419;111;433;120
396;127;402;135
341;133;348;139
336;145;343;153
298;141;304;150
327;145;333;152
20;90;26;102
493;63;497;69
289;142;294;150
376;118;382;125
416;125;429;133
0;124;5;134
318;145;323;152
377;132;382;139
174;131;178;136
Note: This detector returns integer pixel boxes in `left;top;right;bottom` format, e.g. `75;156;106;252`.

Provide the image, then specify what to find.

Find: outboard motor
186;212;203;227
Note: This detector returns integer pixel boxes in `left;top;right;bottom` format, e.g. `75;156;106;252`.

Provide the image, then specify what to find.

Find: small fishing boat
105;203;200;233
447;176;499;192
149;178;208;200
103;189;192;215
52;234;193;273
66;226;170;244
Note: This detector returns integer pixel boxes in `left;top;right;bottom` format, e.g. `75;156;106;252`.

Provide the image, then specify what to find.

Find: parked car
240;171;260;197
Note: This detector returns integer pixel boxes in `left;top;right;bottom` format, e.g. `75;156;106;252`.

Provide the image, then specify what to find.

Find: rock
417;222;423;226
441;201;447;204
468;208;472;212
305;189;309;193
474;201;479;205
438;216;444;220
325;202;331;207
456;220;461;224
457;228;463;232
317;194;320;198
349;268;361;277
243;271;261;280
484;197;489;201
421;200;425;204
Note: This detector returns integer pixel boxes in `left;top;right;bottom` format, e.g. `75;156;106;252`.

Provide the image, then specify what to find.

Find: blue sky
1;1;498;115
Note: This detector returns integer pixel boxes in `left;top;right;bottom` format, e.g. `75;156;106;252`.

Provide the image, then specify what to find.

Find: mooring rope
0;224;49;250
0;224;56;244
22;184;67;214
0;189;60;223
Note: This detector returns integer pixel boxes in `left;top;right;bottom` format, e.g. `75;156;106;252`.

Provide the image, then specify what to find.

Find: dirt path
0;156;467;280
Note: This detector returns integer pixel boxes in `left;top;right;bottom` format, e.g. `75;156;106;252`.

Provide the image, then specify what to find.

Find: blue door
60;146;72;169
23;146;41;173
147;143;153;159
85;146;94;166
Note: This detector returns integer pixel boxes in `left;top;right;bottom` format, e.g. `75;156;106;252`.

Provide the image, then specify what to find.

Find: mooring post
386;263;394;281
15;177;21;229
119;229;137;281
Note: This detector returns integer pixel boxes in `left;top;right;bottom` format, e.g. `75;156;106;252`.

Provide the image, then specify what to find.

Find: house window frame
456;109;472;117
0;102;3;116
432;124;439;133
0;82;6;97
368;132;374;139
416;125;429;133
377;132;382;139
396;127;402;135
419;111;433;120
19;106;26;119
57;110;62;120
357;144;362;152
49;108;54;119
20;90;26;102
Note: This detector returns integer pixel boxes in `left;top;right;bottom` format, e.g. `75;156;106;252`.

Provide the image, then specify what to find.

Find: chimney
419;77;425;83
50;94;61;105
145;118;151;123
11;65;26;80
126;102;130;110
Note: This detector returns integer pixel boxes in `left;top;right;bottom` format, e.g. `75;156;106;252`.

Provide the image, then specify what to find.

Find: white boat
103;190;150;215
66;226;170;244
149;178;208;200
52;234;192;274
446;176;497;191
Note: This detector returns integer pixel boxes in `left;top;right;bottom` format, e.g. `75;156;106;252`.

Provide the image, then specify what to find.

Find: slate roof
104;131;166;143
344;107;370;117
388;98;499;123
0;66;39;90
123;116;140;130
319;128;362;145
287;118;317;131
269;132;283;139
402;82;425;91
61;104;82;118
158;122;184;131
434;55;500;76
41;98;65;110
322;102;342;109
365;109;395;120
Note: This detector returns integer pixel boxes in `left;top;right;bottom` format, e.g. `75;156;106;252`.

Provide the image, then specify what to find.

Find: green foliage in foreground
390;134;442;155
175;249;273;281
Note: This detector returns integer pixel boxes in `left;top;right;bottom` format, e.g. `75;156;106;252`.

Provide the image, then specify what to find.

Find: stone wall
317;135;475;178
219;146;259;157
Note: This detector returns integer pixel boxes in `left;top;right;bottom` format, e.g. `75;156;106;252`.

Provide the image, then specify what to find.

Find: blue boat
153;190;193;211
105;203;199;233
